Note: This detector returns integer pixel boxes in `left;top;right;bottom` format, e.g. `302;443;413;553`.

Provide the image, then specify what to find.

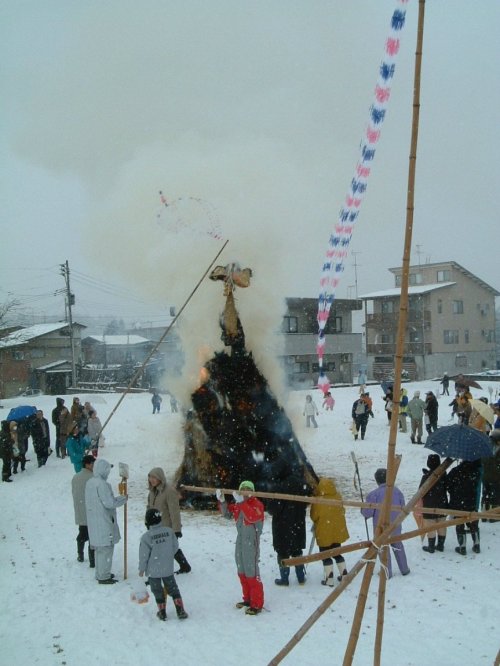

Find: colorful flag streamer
317;0;410;393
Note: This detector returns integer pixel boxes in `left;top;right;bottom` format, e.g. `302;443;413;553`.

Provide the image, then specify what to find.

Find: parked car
20;388;43;397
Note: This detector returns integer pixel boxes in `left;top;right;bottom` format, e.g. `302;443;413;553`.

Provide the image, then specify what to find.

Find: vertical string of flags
317;0;410;393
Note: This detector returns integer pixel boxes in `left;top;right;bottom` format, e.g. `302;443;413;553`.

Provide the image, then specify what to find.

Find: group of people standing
71;460;190;621
1;396;105;484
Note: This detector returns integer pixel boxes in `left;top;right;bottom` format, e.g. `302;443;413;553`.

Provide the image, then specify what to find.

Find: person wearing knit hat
419;455;448;553
215;481;265;615
361;469;410;578
407;390;426;444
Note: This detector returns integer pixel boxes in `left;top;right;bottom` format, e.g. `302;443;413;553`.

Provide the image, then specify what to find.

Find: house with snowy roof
359;261;498;381
0;322;86;398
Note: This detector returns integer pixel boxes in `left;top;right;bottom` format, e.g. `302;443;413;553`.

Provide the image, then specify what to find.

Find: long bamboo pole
180;484;500;520
97;240;228;436
373;4;426;665
268;458;453;665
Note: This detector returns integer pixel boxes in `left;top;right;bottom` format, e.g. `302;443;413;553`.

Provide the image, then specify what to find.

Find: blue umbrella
425;424;494;461
6;405;37;422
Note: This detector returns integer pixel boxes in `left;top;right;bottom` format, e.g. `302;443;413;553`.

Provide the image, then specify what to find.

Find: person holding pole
360;468;410;578
85;458;127;584
216;481;265;615
310;477;349;586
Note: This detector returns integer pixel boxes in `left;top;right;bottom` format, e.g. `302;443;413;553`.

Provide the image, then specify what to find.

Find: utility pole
60;260;76;388
352;252;361;299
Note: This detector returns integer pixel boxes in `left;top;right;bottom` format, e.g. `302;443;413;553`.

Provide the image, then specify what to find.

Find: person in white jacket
85;458;127;584
303;395;319;428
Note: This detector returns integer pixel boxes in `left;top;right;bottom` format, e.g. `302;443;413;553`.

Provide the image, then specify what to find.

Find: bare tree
0;299;21;338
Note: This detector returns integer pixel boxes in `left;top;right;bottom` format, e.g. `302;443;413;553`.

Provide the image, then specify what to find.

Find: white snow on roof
0;322;72;348
359;282;456;299
84;335;151;346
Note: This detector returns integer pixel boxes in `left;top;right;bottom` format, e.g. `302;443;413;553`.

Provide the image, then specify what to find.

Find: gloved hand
175;531;182;538
216;489;225;502
232;492;244;503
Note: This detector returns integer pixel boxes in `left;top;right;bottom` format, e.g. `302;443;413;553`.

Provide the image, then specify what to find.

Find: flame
199;366;210;384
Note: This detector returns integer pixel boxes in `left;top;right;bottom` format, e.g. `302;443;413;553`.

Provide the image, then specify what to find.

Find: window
283;316;298;333
452;300;464;314
12;351;25;360
30;349;45;359
381;333;395;344
298;362;309;373
409;273;423;285
437;269;451;282
455;354;467;368
409;331;420;342
443;330;459;344
326;362;336;372
381;300;394;314
437;299;442;314
486;330;495;343
464;330;470;344
395;275;401;287
312;363;320;373
331;317;343;333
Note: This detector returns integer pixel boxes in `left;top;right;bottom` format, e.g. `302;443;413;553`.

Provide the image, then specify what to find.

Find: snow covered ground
1;381;498;666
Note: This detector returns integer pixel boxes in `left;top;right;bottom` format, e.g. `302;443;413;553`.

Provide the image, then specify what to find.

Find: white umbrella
470;399;495;425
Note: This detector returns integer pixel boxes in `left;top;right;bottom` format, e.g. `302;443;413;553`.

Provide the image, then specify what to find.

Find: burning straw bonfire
174;262;318;508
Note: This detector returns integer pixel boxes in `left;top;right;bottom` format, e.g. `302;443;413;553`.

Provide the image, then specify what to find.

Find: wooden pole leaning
97;239;229;438
118;476;128;580
268;458;454;665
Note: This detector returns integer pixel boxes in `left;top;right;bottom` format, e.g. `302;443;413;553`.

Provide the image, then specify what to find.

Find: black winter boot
422;537;436;553
156;603;167;621
436;536;446;552
295;564;306;585
275;566;290;586
471;531;480;554
174;549;191;574
174;597;188;619
455;534;466;555
77;537;84;562
88;547;95;568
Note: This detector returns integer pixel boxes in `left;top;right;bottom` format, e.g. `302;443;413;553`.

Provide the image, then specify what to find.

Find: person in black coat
352;396;370;441
51;397;65;458
31;410;51;467
424;392;439;434
266;475;309;586
447;459;481;555
0;420;13;482
439;373;450;396
419;454;448;553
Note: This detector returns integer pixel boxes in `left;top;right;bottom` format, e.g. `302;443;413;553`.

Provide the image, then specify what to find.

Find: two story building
360;261;498;381
281;297;363;387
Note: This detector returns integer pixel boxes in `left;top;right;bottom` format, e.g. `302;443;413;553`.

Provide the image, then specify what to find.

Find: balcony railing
366;342;432;355
365;310;431;330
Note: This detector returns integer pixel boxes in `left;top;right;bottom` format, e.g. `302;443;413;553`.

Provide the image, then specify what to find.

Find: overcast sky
1;0;499;333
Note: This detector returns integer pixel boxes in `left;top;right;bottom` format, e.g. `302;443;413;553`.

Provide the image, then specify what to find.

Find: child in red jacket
216;480;265;615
